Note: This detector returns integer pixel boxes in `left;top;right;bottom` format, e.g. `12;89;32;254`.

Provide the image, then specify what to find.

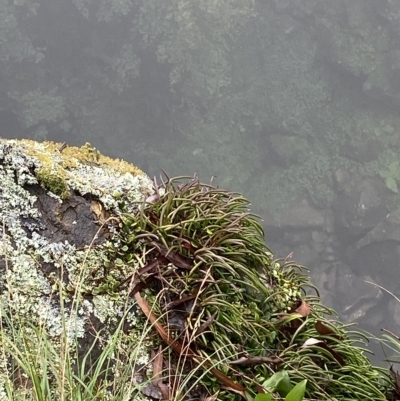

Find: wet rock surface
333;178;388;242
26;185;108;247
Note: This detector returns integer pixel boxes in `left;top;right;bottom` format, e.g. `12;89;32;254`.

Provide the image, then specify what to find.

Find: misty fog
2;0;400;364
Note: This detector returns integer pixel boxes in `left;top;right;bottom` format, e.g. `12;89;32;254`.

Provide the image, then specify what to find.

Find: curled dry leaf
301;338;345;367
90;200;110;224
315;320;342;340
145;347;170;400
295;300;311;317
151;346;164;384
315;320;334;335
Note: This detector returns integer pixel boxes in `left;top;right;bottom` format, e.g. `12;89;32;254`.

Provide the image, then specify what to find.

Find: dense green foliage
2;0;400;215
113;176;393;400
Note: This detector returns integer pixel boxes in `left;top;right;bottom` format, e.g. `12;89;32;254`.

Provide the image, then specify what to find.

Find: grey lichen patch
12;139;154;210
0;139;156;398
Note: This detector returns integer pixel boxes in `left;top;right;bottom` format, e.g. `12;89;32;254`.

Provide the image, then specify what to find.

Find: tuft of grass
0;281;157;400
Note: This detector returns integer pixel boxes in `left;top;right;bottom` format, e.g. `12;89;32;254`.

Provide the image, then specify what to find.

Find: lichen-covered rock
0;139;154;399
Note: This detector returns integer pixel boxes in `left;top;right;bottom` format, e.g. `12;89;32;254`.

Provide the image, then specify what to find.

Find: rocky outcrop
0;139;154;398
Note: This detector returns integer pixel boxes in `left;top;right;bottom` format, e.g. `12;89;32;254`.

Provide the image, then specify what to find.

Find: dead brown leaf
315;320;342;340
315;320;335;335
90;200;110;224
301;338;345;366
295;300;311;317
152;346;164;384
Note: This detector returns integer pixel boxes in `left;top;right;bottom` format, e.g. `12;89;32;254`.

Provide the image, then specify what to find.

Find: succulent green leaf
262;370;292;396
254;394;274;401
285;380;307;401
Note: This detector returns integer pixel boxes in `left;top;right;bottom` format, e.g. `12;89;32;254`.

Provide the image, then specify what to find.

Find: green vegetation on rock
0;140;396;400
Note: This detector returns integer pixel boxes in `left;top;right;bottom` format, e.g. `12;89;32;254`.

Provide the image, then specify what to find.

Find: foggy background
2;0;400;364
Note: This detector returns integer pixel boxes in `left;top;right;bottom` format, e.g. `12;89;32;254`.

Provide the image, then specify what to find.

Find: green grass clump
0;281;157;400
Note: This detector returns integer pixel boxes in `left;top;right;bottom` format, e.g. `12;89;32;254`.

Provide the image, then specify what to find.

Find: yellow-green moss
15;139;144;200
61;142;143;176
35;163;70;199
